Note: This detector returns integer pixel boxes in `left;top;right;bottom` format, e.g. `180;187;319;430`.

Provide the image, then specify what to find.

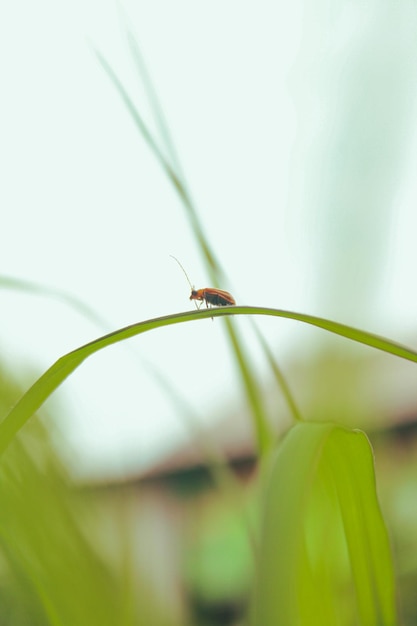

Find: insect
189;287;236;308
170;256;236;309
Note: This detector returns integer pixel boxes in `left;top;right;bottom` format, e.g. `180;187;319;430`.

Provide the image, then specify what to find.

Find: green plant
0;305;415;624
0;14;414;625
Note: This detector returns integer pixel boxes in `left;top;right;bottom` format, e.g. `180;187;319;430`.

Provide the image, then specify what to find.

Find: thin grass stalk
251;321;303;423
94;46;272;456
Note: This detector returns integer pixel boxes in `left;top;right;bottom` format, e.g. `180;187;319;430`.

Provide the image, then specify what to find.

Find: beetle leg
207;301;214;321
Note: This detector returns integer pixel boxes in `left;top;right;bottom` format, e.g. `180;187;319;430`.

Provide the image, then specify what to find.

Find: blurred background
1;1;417;624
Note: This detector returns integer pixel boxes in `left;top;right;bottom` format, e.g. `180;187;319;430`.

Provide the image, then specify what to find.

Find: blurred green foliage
0;368;178;626
0;307;411;625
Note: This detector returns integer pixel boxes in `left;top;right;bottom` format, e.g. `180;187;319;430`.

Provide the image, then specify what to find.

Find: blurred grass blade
253;422;335;625
94;45;272;456
223;317;275;454
0;275;110;330
254;423;397;626
144;359;253;503
325;429;396;625
0;419;172;626
0;305;416;457
93;48;172;178
114;21;274;454
251;321;303;423
93;47;219;269
117;5;185;180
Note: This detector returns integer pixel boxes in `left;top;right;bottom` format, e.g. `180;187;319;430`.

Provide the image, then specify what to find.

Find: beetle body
190;288;236;308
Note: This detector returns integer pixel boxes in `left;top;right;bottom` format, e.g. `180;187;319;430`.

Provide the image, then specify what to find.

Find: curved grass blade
253;423;397;626
253;422;336;625
325;429;397;625
0;305;416;457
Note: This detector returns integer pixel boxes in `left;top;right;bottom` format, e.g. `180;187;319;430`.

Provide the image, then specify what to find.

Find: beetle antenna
170;255;194;289
170;255;200;310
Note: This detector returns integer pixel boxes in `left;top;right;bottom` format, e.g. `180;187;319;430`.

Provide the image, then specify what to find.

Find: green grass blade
252;306;417;362
93;48;172;174
251;321;303;423
0;306;415;456
224;318;275;455
144;358;254;507
117;6;185;180
254;423;397;626
253;422;335;625
325;429;397;625
93;48;220;269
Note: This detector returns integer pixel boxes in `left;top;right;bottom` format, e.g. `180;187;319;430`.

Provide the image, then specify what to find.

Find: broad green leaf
0;306;416;456
253;422;397;626
324;429;396;625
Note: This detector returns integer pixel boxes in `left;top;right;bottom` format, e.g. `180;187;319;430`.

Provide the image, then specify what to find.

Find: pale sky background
1;1;417;478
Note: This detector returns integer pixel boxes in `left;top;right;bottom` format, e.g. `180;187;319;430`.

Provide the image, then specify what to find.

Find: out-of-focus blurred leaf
0;418;179;626
253;423;397;626
325;428;396;625
0;275;110;330
0;431;120;625
1;305;416;456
